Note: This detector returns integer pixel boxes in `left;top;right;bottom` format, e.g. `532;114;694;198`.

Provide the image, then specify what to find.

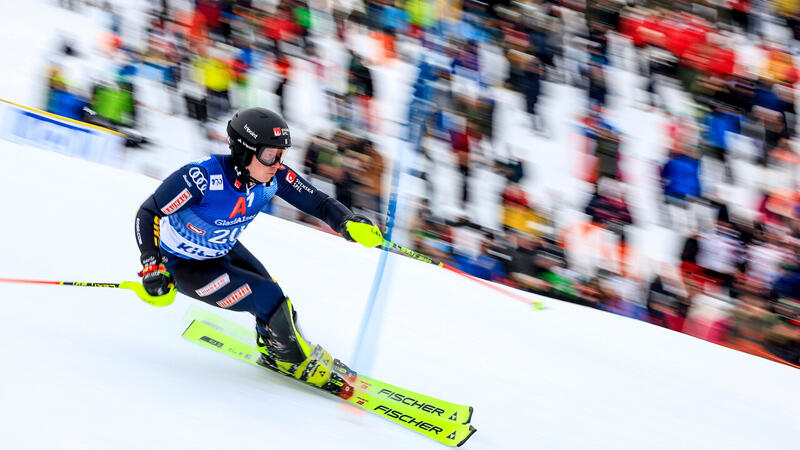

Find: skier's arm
274;165;382;247
134;164;209;258
273;164;351;231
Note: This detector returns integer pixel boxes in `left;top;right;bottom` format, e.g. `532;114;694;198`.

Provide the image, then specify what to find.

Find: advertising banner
0;99;125;167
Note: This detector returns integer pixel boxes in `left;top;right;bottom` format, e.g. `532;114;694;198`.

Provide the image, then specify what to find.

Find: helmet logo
273;127;282;137
244;124;258;139
237;138;257;151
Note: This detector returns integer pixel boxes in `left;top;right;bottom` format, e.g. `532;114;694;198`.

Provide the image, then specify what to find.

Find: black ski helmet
227;107;291;183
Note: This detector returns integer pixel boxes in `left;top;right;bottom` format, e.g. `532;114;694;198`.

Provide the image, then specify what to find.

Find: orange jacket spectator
764;50;799;85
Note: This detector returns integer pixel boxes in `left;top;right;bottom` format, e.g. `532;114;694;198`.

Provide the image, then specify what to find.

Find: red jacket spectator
274;54;291;79
730;0;751;13
620;14;646;47
708;46;737;77
262;10;299;43
502;183;529;208
683;42;712;72
195;0;222;30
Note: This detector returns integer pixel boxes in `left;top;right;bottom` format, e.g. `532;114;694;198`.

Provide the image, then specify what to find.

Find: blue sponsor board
13;110;95;159
0;101;123;167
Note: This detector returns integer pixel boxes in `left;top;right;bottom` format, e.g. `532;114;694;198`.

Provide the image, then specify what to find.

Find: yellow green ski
184;306;474;424
182;312;476;447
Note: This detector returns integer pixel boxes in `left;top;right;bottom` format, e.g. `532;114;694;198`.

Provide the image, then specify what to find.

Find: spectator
261;6;298;57
195;44;233;120
745;224;793;287
507;49;545;133
660;145;702;230
347;51;375;131
771;261;800;301
585;60;607;108
449;116;473;207
582;106;622;182
89;79;135;128
731;292;780;344
576;277;604;308
45;66;88;120
273;49;291;119
507;231;558;294
500;181;548;235
703;101;741;182
696;219;744;294
292;0;313;51
584;179;633;243
353;139;385;226
646;274;688;331
764;297;800;364
449;224;508;282
329;131;360;210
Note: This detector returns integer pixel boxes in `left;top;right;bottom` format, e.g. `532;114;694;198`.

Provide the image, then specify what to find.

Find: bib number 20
208;225;246;245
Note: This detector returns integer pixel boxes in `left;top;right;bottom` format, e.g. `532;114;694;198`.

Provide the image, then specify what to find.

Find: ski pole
0;278;176;307
380;240;544;309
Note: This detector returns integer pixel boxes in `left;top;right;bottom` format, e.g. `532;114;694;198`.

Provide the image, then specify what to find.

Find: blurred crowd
41;0;800;367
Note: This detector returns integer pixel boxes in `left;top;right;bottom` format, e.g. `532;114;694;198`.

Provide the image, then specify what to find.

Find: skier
134;107;383;393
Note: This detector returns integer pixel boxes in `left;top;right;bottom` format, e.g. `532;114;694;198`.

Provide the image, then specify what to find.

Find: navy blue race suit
134;154;350;321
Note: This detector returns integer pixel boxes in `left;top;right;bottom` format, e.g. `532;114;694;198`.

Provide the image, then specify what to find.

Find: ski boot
256;298;353;399
332;358;358;384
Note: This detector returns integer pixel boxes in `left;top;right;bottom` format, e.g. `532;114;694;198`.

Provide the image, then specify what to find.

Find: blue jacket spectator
707;108;741;150
661;151;702;200
452;252;507;281
772;263;800;300
47;88;89;121
382;4;409;33
752;83;785;112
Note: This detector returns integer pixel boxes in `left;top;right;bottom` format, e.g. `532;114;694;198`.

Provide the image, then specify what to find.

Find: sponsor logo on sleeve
284;170;314;194
186;223;205;235
161;189;192;215
189;167;208;192
195;273;231;297
210;174;223;191
216;284;252;308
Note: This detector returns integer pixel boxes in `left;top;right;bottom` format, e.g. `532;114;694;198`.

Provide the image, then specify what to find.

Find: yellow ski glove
342;215;383;248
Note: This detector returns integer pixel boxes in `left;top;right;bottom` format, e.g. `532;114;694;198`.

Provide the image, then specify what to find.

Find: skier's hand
138;253;173;297
341;214;383;248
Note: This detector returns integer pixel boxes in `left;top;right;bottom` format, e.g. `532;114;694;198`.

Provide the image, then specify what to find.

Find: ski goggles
255;146;288;166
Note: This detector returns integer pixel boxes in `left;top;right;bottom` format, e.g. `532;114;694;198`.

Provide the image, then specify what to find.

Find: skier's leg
168;251;335;388
167;255;284;321
228;241;270;279
255;298;335;388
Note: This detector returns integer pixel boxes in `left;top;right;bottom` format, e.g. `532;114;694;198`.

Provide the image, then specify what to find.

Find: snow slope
1;141;798;450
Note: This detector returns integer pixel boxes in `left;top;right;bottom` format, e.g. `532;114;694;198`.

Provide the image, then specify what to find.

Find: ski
333;365;473;425
185;306;474;424
182;318;477;447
